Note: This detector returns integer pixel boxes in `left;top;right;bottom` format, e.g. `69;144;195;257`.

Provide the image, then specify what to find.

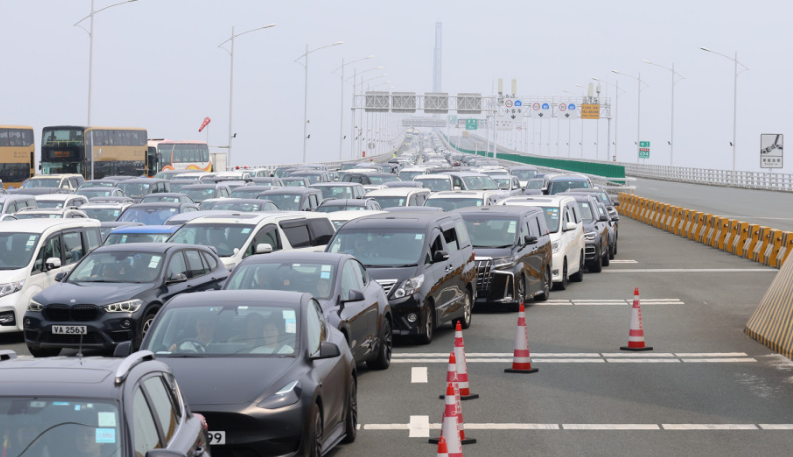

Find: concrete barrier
733;222;750;255
775;233;793;268
725;220;740;253
763;229;783;267
742;225;760;258
753;227;771;262
745;255;793;359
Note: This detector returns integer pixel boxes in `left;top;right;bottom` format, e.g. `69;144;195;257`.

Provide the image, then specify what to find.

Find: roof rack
114;350;155;386
0;350;17;361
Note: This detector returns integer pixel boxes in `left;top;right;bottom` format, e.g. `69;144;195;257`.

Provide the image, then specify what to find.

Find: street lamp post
701;47;748;171
295;41;344;163
333;55;374;161
345;66;385;159
593;77;624;162
642;60;684;166
218;23;276;171
612;70;648;163
353;72;387;157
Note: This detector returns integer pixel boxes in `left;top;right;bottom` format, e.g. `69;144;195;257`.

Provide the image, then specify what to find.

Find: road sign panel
465;119;479;130
760;133;784;169
581;104;600;119
639;141;650;148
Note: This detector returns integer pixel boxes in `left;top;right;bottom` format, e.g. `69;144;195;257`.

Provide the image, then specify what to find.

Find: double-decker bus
0;125;35;188
157;140;212;172
41;126;149;179
146;138;166;176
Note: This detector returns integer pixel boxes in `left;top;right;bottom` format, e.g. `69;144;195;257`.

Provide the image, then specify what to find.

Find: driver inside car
170;314;217;352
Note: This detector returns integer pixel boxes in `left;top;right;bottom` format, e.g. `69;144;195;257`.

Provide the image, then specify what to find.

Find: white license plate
207;431;226;445
52;325;87;335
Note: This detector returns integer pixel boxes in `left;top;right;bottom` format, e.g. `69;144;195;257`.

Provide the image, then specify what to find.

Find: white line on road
606;358;681;363
604;269;776;273
661;424;758;430
681;358;758;363
563;424;660;430
411;367;428;383
610;260;639;264
536;299;684;306
759;424;793;430
407;415;430;437
363;422;790;433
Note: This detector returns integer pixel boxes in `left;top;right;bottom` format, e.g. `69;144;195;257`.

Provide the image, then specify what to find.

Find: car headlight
552;241;561;254
0;281;24;299
258;381;302;409
584;231;597;241
103;299;143;313
492;256;517;269
28;299;43;312
393;274;425;299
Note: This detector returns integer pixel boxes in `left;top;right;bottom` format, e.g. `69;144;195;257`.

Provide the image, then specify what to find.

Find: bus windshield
42;128;83;146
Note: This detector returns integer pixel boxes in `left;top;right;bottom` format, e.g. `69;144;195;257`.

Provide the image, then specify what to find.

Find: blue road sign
514;100;523;107
542;103;550;109
568;104;576;110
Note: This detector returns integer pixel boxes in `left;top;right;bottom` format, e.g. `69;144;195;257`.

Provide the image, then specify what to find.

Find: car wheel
28;346;60;358
535;266;551;302
609;243;615;260
137;309;157;350
613;240;618;256
517;274;526;302
590;247;603;273
367;319;392;370
308;404;323;457
554;259;568;291
342;375;358;443
571;253;585;282
418;303;434;345
455;290;473;329
603;246;610;266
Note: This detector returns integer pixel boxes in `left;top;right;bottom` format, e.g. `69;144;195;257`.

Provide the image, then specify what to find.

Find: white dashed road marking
363;422;791;433
410;367;428;383
391;353;756;364
538;298;684;306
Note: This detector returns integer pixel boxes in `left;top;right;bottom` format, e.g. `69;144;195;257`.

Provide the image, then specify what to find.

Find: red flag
198;117;211;132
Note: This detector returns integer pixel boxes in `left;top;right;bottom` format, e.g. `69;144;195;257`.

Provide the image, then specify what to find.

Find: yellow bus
157;140;212;173
41;126;149;179
0;125;35;189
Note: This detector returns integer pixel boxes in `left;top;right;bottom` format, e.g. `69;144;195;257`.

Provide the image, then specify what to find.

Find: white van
167;212;335;271
0;219;102;332
497;196;586;290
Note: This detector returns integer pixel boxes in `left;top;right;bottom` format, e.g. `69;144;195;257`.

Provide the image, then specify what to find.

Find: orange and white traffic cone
431;352;476;445
621;287;653;351
436;436;449;457
504;303;538;373
441;383;464;457
453;321;479;400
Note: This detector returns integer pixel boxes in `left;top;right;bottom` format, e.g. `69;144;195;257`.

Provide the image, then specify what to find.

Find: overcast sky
2;0;789;171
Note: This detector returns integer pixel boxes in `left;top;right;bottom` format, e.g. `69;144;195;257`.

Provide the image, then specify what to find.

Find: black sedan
223;251;393;369
141;290;358;457
24;243;228;356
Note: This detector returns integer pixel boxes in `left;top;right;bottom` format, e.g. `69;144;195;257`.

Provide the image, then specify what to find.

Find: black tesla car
141;290;357;457
24;243;228;356
223;251;393;369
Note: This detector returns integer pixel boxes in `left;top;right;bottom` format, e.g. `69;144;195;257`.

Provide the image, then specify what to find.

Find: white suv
497;196;585;290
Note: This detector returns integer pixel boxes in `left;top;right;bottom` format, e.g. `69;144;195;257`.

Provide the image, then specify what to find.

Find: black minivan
326;211;476;344
456;206;552;310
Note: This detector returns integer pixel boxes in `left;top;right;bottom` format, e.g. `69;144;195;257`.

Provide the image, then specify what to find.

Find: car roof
166;289;310;309
259;187;320;195
339;211;457;230
0;218;99;232
454;205;542;216
94;242;189;254
499;195;575;206
108;225;180;234
236;251;351;265
427;190;489;198
181;184;227;189
34;194;82;201
320;199;368;206
120;178;168;184
183;211;319;225
549;174;590;181
366;187;428;197
310;182;362;188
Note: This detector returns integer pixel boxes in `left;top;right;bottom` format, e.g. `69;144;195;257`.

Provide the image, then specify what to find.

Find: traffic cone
504;303;538;373
436;436;448;457
453;321;479;400
431;353;476;445
621;288;653;351
441;383;464;457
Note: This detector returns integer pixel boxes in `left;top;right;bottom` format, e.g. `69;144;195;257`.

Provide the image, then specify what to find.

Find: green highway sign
465;119;478;130
639;141;650;147
639;140;650;159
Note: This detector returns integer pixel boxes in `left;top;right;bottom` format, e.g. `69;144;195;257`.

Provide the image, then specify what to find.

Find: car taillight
194;413;209;432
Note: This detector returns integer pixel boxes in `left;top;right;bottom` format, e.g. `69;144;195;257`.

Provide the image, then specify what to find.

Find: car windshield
144;304;299;356
226;261;336;299
80;181;115;188
68;251;163;283
369;175;400;184
512;170;538;181
261;194;301;211
168;223;254;257
77;189;117;198
15;213;61;220
550;179;590;194
317;186;354;200
417;178;451;192
316;204;363;213
370;196;407;208
462;176;498;190
492;177;512;190
0;398;121;457
595;191;612;206
230;189;262;199
400;171;423;181
328;229;424;267
104;233;172;245
116;182;150;198
82;208;122;222
294;174;321;184
34;201;64;209
211;202;265;212
142;196;182;203
0;232;40;270
540;206;561;232
282;179;307;187
463;217;518;248
425;197;484;211
577;201;595;221
181;188;216;203
24;178;60;188
526;179;544;190
117;207;179;225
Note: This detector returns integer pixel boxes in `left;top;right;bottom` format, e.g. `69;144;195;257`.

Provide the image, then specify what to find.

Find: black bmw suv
326;211;476;344
24;243;228;357
0;349;210;457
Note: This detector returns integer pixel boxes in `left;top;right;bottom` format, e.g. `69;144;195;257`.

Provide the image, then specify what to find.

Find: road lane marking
607;358;681;363
362;422;790;433
467;423;560;430
681;358;758;363
537;298;684;306
392;352;755;364
661;424;758;430
407;415;430;437
759;424;793;430
604;269;776;273
610;260;639;264
563;424;660;430
601;353;676;357
411;367;428;383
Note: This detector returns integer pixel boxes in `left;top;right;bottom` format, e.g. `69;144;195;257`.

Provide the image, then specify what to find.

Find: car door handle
445;265;453;271
195;446;206;457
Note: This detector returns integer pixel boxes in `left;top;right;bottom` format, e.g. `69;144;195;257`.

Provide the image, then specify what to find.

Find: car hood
472;247;513;259
33;282;153;305
365;265;420;283
163;357;300;406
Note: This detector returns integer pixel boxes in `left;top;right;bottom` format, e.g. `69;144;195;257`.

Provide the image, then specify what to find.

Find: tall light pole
295;41;344;163
642;60;684;166
575;84;586;158
345;66;385;159
218;23;276;171
353;73;387;157
612;70;647;163
333;55;374;161
593;77;624;162
701;47;748;171
74;0;138;126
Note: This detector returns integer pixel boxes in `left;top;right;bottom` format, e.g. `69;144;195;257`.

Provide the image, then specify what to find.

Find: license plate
207;431;226;445
52;325;87;335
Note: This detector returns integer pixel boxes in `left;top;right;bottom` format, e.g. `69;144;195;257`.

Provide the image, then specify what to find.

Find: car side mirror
611;214;620;222
524;235;538;245
46;257;62;270
167;273;188;284
342;289;365;303
254;243;273;254
599;213;609;222
54;271;67;282
312;341;341;360
541;186;548;194
433;250;449;262
453;186;461;191
564;222;578;232
612;201;619;207
113;341;132;358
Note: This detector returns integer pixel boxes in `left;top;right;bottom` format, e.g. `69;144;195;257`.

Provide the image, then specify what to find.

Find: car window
353;259;368;286
62;231;85;265
341;261;363;301
167;251;188;279
132;387;162;454
428;233;444;263
143;376;178;444
246;225;282;258
282;224;311;248
520;219;531;241
162;373;184;421
200;251;219;271
307;218;334;246
86;228;101;251
306;299;324;355
442;227;459;252
32;235;61;274
185;249;208;277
